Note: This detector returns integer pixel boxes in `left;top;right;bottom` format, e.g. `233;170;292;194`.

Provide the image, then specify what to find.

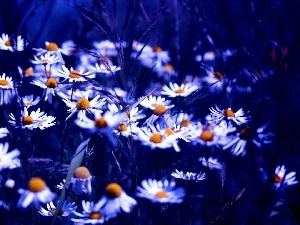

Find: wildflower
171;169;206;181
140;95;172;110
0;127;9;138
30;52;60;66
33;41;74;56
55;179;66;190
72;200;113;224
96;183;137;216
31;76;61;103
113;122;140;138
71;166;92;194
273;165;298;189
209;106;250;125
199;157;223;170
62;92;106;120
0;33;25;52
39;201;77;217
93;63;121;75
137;179;185;203
108;103;146;123
9;108;56;130
195;51;216;62
0;73;17;105
93;40;118;56
161;82;198;98
57;65;95;82
145;103;174;125
172;113;195;128
21;95;41;108
0;143;21;171
17;177;56;208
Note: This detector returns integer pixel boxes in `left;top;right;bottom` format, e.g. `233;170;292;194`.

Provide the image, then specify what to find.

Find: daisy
199;157;223;170
161;82;198;98
172;113;196;128
57;65;95;82
33;41;74;56
113;122;140;138
137;179;185;203
62;92;106;120
20;95;41;108
209;106;250;125
93;63;121;75
154;63;177;78
171;169;206;181
39;201;77;217
0;73;17;105
273;165;298;189
17;177;56;208
30;52;60;66
0;127;9;138
108;103;146;123
140;95;172;110
93;40;118;56
71;166;92;194
201;68;224;89
55;179;66;190
0;143;21;171
96;183;137;216
0;33;25;52
31;77;61;103
72;200;113;224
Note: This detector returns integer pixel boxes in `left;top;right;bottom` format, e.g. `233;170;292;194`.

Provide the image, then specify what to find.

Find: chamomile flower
93;40;118;56
33;41;74;56
171;170;206;181
199;157;223;170
172;113;196;128
0;127;9;138
0;73;17;105
201;68;224;90
0;33;25;52
55;179;66;190
62;93;106;120
140;95;172;110
96;183;137;216
108;103;146;123
71;166;92;194
273;165;298;189
30;52;60;66
57;65;95;82
72;200;112;224
38;201;77;217
113;122;140;138
93;63;121;75
17;177;56;208
209;106;250;125
21;95;41;108
31;77;61;103
137;179;185;203
0;143;21;171
161;82;198;97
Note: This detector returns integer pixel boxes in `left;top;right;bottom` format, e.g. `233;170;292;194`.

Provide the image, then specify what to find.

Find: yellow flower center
28;177;46;192
0;80;9;86
94;117;108;128
213;71;223;81
105;183;123;198
175;89;185;94
164;64;174;71
5;40;14;47
89;211;102;219
155;191;168;198
164;128;174;136
150;103;157;108
153;46;162;52
76;98;90;110
51;209;64;216
117;124;127;131
25;68;34;75
45;78;58;88
149;133;163;143
46;42;59;51
273;175;283;184
22;116;34;125
153;105;167;116
200;131;214;142
69;70;80;78
240;128;254;140
73;166;91;179
223;108;235;117
41;59;48;64
181;119;190;127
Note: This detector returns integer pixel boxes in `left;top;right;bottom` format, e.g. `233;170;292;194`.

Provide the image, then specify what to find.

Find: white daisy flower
57;65;95;82
0;33;25;52
17;177;56;208
39;201;77;217
0;73;17;105
31;77;61;103
140;95;172;110
199;157;223;170
113;122;140;138
93;63;121;75
154;63;177;78
161;82;198;98
201;68;224;89
30;52;60;65
55;179;66;190
172;113;196;128
273;165;298;189
137;179;185;203
93;40;118;56
62;92;106;120
33;41;74;56
171;169;206;181
0;127;9;138
108;103;146;123
21;95;41;108
0;143;21;171
209;106;250;125
71;166;92;194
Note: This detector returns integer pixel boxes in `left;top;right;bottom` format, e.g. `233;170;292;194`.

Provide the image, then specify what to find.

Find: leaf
51;138;90;225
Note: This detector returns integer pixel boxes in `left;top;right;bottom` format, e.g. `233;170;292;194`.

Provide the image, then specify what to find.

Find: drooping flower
38;201;77;217
31;76;60;103
273;165;298;189
199;157;223;170
171;169;206;181
71;166;92;194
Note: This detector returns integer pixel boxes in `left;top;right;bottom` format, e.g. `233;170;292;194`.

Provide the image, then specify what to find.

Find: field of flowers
0;0;300;224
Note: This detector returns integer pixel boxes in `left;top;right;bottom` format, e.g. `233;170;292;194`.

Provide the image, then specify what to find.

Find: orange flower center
46;42;59;51
0;80;9;86
175;89;185;94
69;70;80;78
23;116;34;125
149;133;163;143
164;128;174;136
51;209;64;216
76;98;90;110
117;124;127;131
181;119;190;127
164;64;174;71
41;59;48;64
94;117;108;128
223;108;235;117
155;191;168;198
5;40;14;47
273;175;283;184
28;177;46;192
74;166;91;179
89;211;102;219
153;105;167;116
213;71;223;81
153;46;162;52
45;78;58;88
240;128;254;140
105;183;123;198
25;68;34;75
200;131;214;142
